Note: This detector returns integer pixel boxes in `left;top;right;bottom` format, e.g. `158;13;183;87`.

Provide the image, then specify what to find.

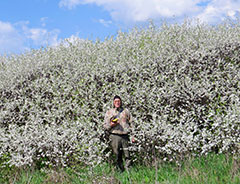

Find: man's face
113;98;121;108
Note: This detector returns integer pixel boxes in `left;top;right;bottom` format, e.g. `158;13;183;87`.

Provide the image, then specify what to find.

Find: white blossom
0;19;240;167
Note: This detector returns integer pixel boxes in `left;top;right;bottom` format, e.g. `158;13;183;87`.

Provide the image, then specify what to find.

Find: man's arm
104;110;119;131
104;110;112;131
126;109;134;128
126;109;136;143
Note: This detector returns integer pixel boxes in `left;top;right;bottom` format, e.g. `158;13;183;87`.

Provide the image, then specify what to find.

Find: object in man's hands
112;118;119;122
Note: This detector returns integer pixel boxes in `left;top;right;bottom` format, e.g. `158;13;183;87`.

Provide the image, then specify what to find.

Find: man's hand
131;137;136;143
110;120;119;127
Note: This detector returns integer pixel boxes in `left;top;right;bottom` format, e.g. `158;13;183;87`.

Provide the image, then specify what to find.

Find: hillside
0;20;239;167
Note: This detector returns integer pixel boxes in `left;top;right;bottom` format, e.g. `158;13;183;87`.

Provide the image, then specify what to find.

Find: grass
0;154;239;184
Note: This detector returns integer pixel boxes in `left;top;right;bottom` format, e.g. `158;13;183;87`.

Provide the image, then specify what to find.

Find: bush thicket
0;20;239;167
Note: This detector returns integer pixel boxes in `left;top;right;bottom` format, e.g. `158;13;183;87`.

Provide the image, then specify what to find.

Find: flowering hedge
0;20;239;167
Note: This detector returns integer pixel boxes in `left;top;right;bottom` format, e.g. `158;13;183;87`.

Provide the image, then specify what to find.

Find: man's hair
113;95;121;101
113;95;122;108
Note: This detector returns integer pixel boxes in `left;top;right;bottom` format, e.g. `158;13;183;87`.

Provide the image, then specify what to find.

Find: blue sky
0;0;240;55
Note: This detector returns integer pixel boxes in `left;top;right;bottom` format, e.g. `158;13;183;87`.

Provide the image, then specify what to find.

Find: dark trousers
109;134;131;171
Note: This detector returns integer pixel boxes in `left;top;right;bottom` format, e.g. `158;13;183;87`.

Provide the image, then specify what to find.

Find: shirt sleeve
127;109;134;130
104;110;111;131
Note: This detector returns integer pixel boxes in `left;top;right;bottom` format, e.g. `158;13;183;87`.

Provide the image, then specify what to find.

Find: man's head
113;95;122;108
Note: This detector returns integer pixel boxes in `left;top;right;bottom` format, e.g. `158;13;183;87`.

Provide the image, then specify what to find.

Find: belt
110;133;129;137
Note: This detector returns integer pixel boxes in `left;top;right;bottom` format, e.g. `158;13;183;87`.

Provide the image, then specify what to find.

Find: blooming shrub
0;20;239;167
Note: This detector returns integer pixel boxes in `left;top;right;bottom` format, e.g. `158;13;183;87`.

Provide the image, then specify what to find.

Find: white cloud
40;17;48;27
0;21;26;54
99;19;112;27
0;20;60;55
59;0;240;23
197;0;240;23
64;35;85;46
59;0;83;9
59;0;203;22
0;21;15;33
26;28;60;46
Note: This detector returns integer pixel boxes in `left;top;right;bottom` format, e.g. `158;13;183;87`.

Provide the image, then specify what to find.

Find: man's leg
110;134;124;172
121;135;131;170
117;148;124;172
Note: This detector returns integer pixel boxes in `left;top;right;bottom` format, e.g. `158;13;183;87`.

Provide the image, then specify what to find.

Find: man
104;95;134;172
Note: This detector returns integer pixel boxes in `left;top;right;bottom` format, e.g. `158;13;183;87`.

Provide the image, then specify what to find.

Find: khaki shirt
104;107;133;135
